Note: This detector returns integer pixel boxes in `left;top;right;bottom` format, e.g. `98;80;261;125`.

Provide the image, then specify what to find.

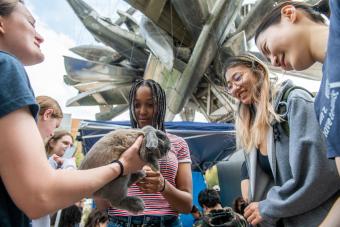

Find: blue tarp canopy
78;120;236;172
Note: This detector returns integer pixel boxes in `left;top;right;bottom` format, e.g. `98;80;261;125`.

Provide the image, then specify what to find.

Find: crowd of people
0;0;339;227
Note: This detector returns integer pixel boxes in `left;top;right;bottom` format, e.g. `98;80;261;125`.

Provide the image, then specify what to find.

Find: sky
25;0;134;120
24;0;320;121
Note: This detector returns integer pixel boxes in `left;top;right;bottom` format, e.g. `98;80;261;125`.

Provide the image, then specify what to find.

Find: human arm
240;161;249;202
319;197;340;227
0;108;145;219
61;158;77;170
161;162;192;213
258;91;340;222
241;179;249;203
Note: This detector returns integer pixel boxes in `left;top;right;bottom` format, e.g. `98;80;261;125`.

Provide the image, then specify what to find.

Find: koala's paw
119;196;145;214
128;171;146;186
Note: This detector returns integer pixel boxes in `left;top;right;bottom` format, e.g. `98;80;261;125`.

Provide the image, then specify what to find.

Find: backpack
277;86;314;136
194;208;247;227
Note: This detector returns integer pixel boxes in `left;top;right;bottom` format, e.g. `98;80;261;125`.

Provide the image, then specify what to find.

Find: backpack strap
277;86;314;136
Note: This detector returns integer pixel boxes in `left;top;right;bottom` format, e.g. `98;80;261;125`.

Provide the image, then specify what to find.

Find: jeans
108;215;183;227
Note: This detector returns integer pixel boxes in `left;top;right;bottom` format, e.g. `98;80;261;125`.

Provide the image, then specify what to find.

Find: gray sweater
245;80;340;227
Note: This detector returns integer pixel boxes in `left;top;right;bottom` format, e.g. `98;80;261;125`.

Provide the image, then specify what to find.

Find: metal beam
123;0;193;46
168;0;242;114
66;0;148;67
95;104;129;120
235;0;286;41
172;0;209;41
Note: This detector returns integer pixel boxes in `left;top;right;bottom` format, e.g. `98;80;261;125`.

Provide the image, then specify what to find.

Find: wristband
159;177;166;192
111;160;124;178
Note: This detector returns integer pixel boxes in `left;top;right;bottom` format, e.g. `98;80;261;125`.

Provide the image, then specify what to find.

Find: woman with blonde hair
224;53;339;227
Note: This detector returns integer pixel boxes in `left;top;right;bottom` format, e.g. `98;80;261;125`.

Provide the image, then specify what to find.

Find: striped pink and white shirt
108;133;191;216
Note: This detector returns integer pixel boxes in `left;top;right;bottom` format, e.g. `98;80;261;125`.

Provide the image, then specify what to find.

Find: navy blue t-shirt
315;0;340;158
0;51;39;226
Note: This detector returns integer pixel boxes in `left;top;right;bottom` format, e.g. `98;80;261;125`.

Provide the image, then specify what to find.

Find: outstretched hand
136;165;165;193
119;136;146;175
51;154;64;166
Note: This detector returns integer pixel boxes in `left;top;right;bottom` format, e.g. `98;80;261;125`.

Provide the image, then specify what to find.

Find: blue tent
78;120;236;172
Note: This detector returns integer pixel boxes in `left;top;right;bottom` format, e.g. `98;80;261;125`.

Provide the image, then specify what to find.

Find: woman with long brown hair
224;53;339;227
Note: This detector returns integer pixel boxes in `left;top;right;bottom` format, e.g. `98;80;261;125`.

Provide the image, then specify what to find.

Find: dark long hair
58;205;82;227
85;208;108;227
255;1;326;43
128;79;166;131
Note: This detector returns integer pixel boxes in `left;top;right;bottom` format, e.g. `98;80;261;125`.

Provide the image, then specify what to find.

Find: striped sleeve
168;134;191;163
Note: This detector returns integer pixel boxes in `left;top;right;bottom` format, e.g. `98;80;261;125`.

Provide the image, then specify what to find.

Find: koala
79;125;170;213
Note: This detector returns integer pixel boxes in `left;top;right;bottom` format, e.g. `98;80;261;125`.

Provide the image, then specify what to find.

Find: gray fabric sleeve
48;157;58;169
61;158;77;170
259;91;340;221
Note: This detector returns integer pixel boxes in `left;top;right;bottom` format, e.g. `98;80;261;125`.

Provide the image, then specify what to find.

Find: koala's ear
149;157;160;171
163;139;171;153
156;130;171;153
145;129;158;149
155;130;167;141
139;139;147;160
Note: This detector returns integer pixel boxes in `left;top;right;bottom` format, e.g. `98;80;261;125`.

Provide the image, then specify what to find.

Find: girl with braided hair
97;79;193;227
128;79;167;131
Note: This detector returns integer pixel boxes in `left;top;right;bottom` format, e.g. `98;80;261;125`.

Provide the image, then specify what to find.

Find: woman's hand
118;136;146;175
244;202;263;225
51;154;64;166
136;165;165;193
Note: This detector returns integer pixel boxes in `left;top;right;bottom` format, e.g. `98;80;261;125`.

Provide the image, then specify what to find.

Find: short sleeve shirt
314;0;340;158
0;51;39;226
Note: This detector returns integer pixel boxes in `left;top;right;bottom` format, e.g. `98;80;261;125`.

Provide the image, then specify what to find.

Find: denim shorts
108;215;183;227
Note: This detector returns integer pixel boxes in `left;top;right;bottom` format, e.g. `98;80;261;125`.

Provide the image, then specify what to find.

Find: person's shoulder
166;133;186;143
166;133;189;153
277;80;313;100
0;51;26;77
288;88;314;102
0;51;22;66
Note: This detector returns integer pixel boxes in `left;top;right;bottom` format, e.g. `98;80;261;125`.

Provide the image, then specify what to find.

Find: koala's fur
79;126;170;213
